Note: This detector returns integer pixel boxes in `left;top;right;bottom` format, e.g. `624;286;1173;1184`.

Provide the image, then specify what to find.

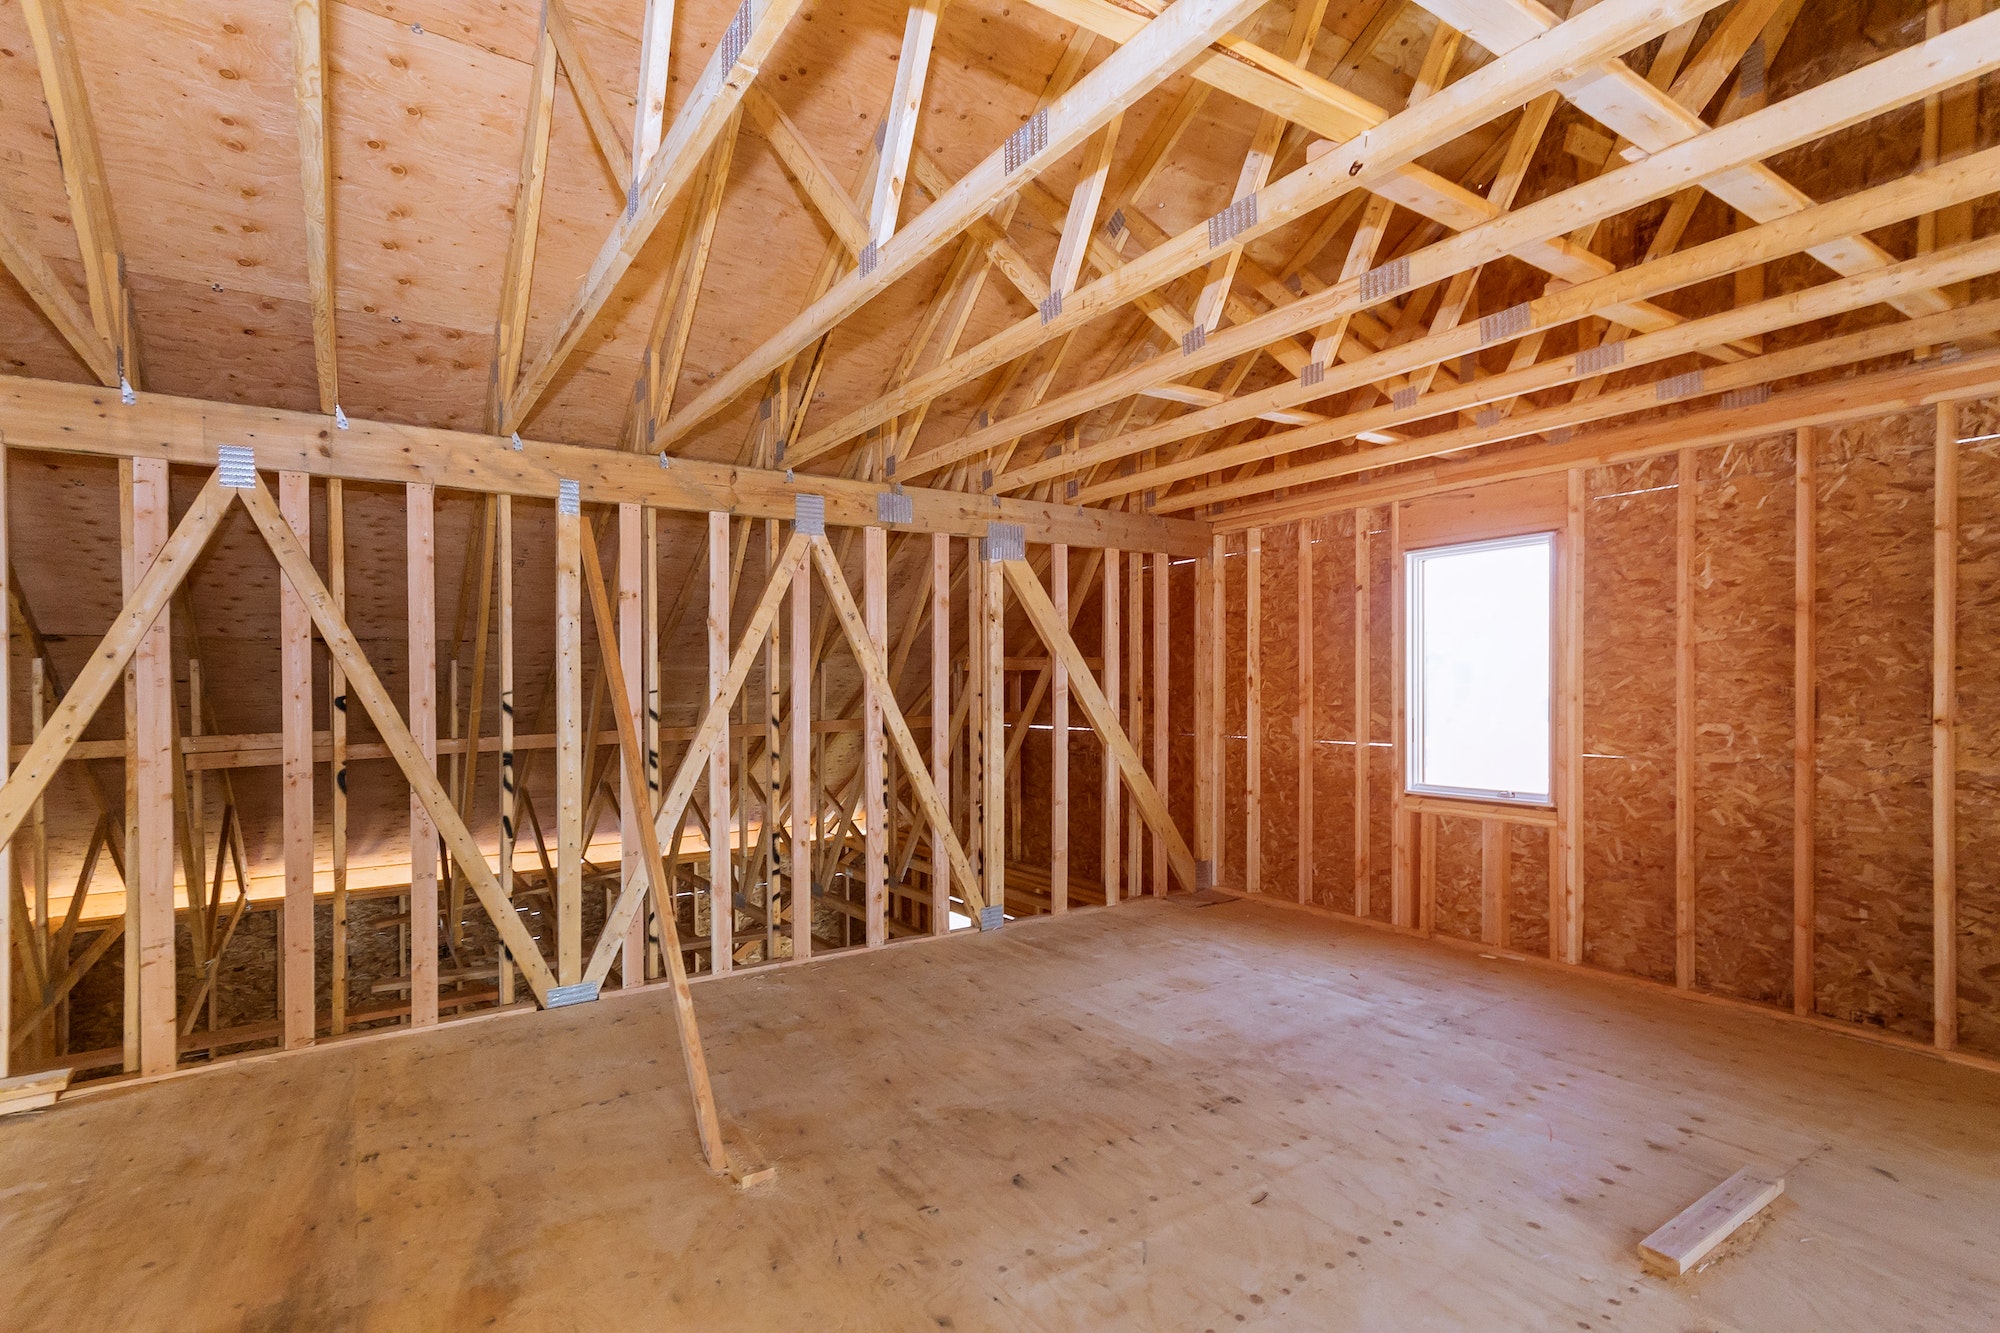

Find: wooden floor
4;898;1998;1331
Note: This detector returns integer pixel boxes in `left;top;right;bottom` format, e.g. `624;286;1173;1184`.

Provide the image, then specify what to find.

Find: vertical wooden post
0;444;10;1073
329;479;351;1031
791;539;813;957
764;520;781;959
1101;549;1120;904
981;547;1006;921
967;537;984;887
1389;504;1410;928
643;508;661;978
129;457;175;1074
407;484;439;1026
1152;551;1169;898
1192;542;1213;883
1207;534;1226;878
863;525;888;947
280;472;315;1048
1418;811;1436;936
1126;549;1143;900
929;533;950;931
1558;469;1586;965
1481;821;1510;947
497;495;516;1006
1296;523;1313;905
1793;431;1817;1015
1933;402;1959;1050
1355;510;1371;918
1051;543;1070;914
707;512;733;974
120;462;138;1071
555;489;584;987
618;503;645;986
1675;449;1696;989
1245;528;1262;896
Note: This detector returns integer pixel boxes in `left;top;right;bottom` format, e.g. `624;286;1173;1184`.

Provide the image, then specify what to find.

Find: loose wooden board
1638;1167;1785;1276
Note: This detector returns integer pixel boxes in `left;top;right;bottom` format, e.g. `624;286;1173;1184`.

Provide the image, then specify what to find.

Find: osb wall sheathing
1812;412;1934;1039
1309;514;1358;914
1429;815;1483;941
1582;456;1679;985
1258;528;1302;899
1691;434;1797;1009
1955;403;2000;1058
1509;824;1552;958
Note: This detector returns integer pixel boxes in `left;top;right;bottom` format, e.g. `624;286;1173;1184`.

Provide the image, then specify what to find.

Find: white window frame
1405;531;1556;807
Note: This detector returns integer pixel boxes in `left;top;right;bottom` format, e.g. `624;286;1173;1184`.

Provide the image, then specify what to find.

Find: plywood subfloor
3;898;1998;1330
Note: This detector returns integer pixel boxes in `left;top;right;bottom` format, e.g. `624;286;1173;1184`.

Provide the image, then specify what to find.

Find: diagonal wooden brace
806;534;989;920
237;478;561;1004
1002;556;1197;890
588;531;810;982
0;472;234;849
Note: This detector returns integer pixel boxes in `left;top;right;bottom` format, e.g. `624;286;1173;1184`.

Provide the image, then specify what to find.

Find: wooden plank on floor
1638;1168;1785;1277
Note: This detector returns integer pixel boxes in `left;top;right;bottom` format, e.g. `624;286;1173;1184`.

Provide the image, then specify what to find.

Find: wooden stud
619;504;646;985
1126;547;1144;899
1558;468;1586;965
1210;535;1226;876
1051;543;1070;913
280;472;314;1048
863;526;889;946
1934;401;1959;1050
1296;523;1313;905
1152;548;1169;898
792;539;814;957
1102;549;1120;903
982;551;1006;919
1245;529;1262;895
929;533;951;929
129;458;174;1075
1419;811;1437;936
407;485;439;1026
554;498;583;987
497;496;517;1005
1481;821;1511;948
1192;539;1214;878
0;444;9;1072
1354;509;1372;918
708;512;733;974
1675;450;1697;989
1794;429;1817;1015
1390;504;1410;929
328;480;351;1031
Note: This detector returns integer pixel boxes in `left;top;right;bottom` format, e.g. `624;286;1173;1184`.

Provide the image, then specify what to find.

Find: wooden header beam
0;377;1209;556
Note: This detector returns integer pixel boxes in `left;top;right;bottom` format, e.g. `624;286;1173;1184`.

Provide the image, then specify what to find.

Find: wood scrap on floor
1638;1167;1786;1276
0;1068;71;1116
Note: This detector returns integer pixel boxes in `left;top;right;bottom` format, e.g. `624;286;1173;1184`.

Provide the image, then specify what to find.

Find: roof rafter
289;0;337;415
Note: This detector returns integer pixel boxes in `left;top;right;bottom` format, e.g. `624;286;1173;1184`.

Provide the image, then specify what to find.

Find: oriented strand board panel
1310;513;1357;913
1811;412;1935;1039
1691;436;1796;1009
1509;824;1552;957
1950;402;2000;1058
1581;457;1678;984
1366;509;1394;920
1430;815;1482;942
1260;524;1301;898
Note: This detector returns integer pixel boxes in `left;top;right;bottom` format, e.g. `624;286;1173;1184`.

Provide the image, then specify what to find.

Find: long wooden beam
1223;344;2000;524
650;0;1273;451
0;207;115;385
288;0;338;414
0;377;1208;555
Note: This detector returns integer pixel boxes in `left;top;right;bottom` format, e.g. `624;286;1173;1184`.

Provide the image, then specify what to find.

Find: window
1406;533;1554;804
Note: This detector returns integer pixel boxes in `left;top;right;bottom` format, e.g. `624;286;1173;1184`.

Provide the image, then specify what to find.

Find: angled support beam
651;0;1272;450
1002;555;1196;890
869;0;946;249
507;0;810;431
238;476;560;1004
576;517;728;1169
631;0;677;182
289;0;338;414
628;121;740;450
21;0;137;387
489;17;560;432
744;86;871;257
0;208;115;385
547;0;633;194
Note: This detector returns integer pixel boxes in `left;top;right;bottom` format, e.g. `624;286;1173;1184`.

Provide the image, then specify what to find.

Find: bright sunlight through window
1406;533;1554;804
